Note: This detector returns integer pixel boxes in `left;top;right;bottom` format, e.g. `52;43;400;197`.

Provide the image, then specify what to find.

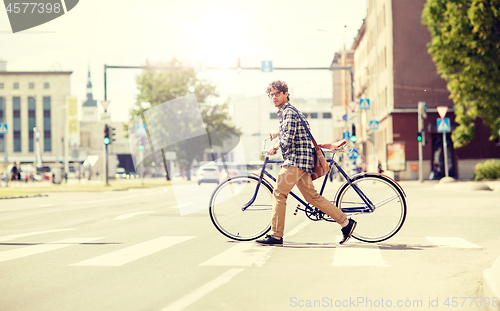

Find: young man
256;80;357;245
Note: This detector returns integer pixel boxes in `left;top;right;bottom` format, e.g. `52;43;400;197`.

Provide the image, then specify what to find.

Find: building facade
0;61;71;172
350;0;500;180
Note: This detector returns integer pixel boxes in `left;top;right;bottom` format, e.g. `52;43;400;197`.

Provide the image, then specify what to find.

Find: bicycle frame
241;149;376;217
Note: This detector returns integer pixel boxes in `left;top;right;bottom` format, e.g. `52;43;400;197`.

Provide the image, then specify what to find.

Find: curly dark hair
266;80;290;101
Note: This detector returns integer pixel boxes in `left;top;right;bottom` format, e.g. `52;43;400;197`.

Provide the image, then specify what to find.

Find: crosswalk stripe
332;236;390;267
200;242;274;267
426;237;482;249
0;238;102;263
0;229;75;242
70;236;195;267
160;268;244;311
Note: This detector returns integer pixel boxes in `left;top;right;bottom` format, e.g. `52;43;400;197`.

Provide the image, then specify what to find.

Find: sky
0;0;368;122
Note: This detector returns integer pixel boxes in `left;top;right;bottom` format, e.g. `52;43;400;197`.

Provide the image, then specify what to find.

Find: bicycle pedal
294;204;300;215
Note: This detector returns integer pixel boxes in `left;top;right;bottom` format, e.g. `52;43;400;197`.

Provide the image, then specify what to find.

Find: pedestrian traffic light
350;124;357;143
139;136;146;151
103;124;110;145
417;131;422;142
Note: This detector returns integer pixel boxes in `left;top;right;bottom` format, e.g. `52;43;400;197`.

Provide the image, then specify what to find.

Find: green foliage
422;0;500;148
474;159;500;180
131;58;241;178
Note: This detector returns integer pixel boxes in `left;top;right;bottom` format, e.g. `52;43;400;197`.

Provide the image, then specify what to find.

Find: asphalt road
0;180;499;311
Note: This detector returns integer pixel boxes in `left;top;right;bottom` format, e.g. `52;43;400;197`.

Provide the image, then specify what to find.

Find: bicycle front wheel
335;174;407;243
209;175;274;241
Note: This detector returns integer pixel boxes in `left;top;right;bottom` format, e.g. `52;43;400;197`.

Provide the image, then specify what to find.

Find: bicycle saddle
318;140;347;150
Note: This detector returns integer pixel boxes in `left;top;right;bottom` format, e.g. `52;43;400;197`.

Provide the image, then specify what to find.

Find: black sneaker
256;234;283;245
339;219;357;245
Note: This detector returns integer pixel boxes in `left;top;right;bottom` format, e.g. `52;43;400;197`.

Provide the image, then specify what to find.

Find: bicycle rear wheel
209;175;273;241
335;174;406;243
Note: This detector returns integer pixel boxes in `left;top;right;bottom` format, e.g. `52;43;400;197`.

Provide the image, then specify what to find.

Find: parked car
196;165;220;185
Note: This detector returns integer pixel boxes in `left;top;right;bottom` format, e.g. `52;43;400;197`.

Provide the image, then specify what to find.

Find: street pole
418;103;423;182
443;132;449;178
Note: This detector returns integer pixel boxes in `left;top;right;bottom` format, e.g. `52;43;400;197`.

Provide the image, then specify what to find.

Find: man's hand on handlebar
267;143;279;156
269;132;279;141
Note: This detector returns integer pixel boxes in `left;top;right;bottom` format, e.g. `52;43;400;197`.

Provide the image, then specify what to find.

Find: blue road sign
437;118;451;133
136;124;147;136
348;149;359;160
369;120;379;130
342;114;348;121
0;123;7;134
261;61;273;72
342;132;351;140
360;98;370;110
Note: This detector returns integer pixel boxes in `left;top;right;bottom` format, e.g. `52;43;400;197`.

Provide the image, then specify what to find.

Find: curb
434;180;493;191
483;255;500;311
0;194;48;200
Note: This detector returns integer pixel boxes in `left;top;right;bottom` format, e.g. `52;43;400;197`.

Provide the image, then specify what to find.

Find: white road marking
332;236;390;267
284;219;310;238
70;236;195;267
0;237;102;263
113;211;155;220
426;237;482;249
159;268;244;311
0;229;75;242
200;242;274;267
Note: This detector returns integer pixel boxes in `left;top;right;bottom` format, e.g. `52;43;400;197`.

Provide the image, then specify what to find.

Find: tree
422;0;500;148
130;58;241;179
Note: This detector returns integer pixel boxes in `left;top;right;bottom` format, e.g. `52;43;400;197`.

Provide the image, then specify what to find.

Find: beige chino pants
271;165;347;238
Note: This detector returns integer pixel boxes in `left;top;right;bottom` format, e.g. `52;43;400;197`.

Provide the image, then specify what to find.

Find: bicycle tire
209;175;273;241
335;174;407;243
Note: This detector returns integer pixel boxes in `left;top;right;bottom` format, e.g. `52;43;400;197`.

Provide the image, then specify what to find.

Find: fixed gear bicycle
209;138;407;243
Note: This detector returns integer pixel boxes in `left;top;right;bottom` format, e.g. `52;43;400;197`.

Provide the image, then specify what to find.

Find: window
43;97;51;152
310;113;318;119
270;113;278;119
0;83;3;89
13;97;21;152
13;83;19;89
29;83;34;89
323;112;332;119
303;113;308;119
29;97;36;152
44;82;49;89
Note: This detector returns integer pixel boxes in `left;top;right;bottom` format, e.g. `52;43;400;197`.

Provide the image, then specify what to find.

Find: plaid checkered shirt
277;102;315;174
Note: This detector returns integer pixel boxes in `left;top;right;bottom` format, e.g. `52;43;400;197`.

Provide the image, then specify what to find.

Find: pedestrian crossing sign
437;118;450;133
0;123;7;134
359;99;370;110
261;61;273;72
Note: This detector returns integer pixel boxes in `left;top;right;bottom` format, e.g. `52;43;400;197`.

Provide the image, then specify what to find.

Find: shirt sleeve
279;109;296;152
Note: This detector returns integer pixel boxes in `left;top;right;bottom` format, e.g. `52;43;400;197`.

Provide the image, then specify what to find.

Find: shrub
474;159;500;181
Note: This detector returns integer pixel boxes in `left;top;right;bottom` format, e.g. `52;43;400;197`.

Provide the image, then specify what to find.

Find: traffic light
139;136;146;151
103;124;110;145
417;131;422;143
350;124;357;143
421;131;426;146
109;126;116;144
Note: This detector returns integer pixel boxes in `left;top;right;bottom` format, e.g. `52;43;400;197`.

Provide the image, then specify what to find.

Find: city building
349;0;500;180
0;60;71;176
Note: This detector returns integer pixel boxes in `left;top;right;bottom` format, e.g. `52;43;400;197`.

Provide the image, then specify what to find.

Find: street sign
342;132;351;140
348;149;359;160
369;120;379;130
437;118;451;133
437;106;448;119
261;61;273;72
342;114;347;121
136;124;147;136
0;123;7;134
359;98;370;110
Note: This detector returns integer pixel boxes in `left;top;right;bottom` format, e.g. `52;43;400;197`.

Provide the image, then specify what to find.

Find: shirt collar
277;102;291;117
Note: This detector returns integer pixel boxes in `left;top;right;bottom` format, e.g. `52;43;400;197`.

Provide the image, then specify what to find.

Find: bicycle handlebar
261;138;354;156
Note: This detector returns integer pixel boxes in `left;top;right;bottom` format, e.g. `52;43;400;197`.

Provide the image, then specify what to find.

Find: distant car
115;168;127;179
219;168;240;183
196;165;220;185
